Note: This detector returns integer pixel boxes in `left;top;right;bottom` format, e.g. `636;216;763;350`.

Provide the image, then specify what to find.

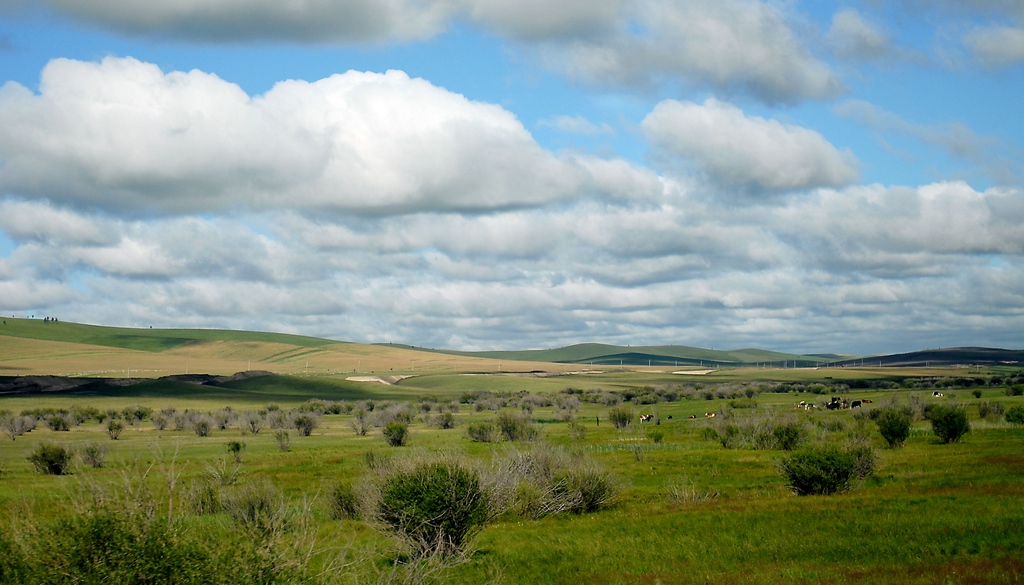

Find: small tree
80;442;106;468
274;430;291;452
28;442;74;475
1005;405;1024;425
875;406;913;448
382;422;409;447
607;405;634;429
106;419;124;440
376;461;489;557
292;414;319;437
778;443;875;496
928;404;970;443
466;421;496;443
226;440;246;463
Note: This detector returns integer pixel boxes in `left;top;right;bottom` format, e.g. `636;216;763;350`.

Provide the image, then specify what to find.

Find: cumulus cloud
4;180;1021;352
964;25;1024;66
554;0;843;103
0;57;656;214
4;0;458;43
642;99;859;192
3;0;841;104
827;9;893;60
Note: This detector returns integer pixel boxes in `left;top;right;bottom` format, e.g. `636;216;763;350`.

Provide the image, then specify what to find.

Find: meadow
1;320;1023;583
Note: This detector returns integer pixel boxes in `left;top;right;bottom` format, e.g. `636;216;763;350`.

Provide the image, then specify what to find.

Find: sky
0;1;1022;354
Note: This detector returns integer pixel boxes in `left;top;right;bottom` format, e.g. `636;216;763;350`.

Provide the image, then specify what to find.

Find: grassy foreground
1;369;1023;584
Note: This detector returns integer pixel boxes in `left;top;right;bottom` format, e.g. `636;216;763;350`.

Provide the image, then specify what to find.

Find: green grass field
1;320;1023;583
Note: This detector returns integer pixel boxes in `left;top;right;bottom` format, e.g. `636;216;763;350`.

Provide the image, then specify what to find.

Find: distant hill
830;347;1024;368
376;342;828;367
0;317;336;352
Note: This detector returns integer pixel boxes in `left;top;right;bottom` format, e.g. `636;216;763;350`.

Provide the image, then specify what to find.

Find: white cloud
2;0;841;104
0;57;640;215
11;0;458;42
555;0;843;103
827;9;893;60
964;25;1024;66
642;99;859;192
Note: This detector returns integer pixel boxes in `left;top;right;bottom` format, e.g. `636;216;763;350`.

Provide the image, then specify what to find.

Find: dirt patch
345;375;412;385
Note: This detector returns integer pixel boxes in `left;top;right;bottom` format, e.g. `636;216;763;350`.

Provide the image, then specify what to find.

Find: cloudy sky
1;1;1022;354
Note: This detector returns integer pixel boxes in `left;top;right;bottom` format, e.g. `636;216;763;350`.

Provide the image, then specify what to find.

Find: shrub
106;419;124;440
349;409;370;436
928;404;970;443
80;442;106;468
1005;405;1024;425
221;479;289;539
771;422;805;451
239;412;263;435
466;421;496;443
779;443;875;496
28;442;74;475
567;421;586;441
607;405;635;429
875;406;914;448
46;414;71;432
376;460;489;557
977;401;1004;419
184;479;221;515
325;482;360;520
971;389;982;399
191;415;214;437
429;411;457;429
1;415;35;440
647;429;665;444
496;411;538;442
1007;384;1024;397
382;422;409;447
291;414;319;437
226;440;246;463
274;430;291;452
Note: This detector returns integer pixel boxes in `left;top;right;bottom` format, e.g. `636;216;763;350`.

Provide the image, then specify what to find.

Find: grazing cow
826;397;842;411
795;400;807;409
804;403;816;411
688;414;697;419
705;412;716;418
862;399;872;404
851;400;862;408
667;415;673;420
932;391;944;397
640;414;654;423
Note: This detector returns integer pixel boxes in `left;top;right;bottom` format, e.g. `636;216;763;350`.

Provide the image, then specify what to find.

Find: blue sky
1;0;1022;353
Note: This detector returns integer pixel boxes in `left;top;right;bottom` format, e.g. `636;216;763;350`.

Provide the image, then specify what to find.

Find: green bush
106;419;124;440
928;404;970;443
292;414;319;437
274;430;291;452
376;461;489;557
1007;384;1024;397
875;406;914;448
550;467;618;514
496;411;538;442
1004;405;1024;425
977;401;1004;419
28;442;74;475
46;415;70;432
771;422;805;451
226;440;246;463
220;479;289;539
466;421;496;442
647;429;665;443
971;389;982;399
779;443;875;496
325;482;360;520
607;405;634;429
80;442;106;468
382;422;409;447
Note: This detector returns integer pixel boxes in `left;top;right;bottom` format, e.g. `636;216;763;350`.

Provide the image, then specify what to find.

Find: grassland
1;320;1023;583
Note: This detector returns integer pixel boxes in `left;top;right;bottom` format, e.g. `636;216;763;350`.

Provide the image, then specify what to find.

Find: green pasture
0;317;336;352
2;371;1024;584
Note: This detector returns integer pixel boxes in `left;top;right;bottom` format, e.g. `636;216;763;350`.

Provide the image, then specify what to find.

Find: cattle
804;403;816;411
932;391;944;397
862;399;872;404
795;400;807;409
640;414;654;423
850;400;862;408
705;412;716;418
688;414;697;419
826;397;842;411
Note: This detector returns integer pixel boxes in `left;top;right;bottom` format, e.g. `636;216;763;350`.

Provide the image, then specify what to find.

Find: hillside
378;341;828;367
